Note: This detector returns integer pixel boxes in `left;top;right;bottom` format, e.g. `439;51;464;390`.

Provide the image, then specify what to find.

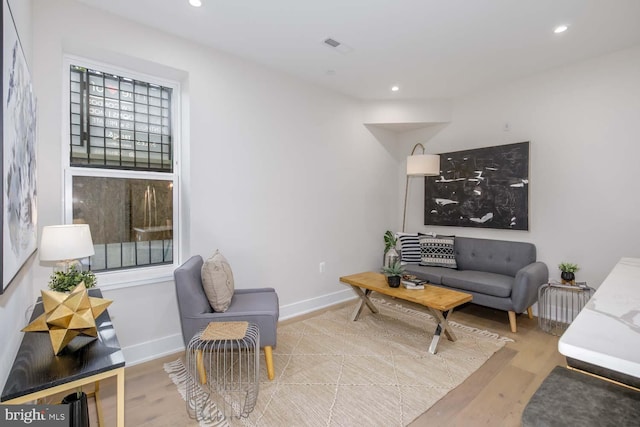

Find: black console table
1;289;125;426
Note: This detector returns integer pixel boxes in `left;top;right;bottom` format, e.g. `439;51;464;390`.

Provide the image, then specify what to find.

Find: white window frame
62;55;181;290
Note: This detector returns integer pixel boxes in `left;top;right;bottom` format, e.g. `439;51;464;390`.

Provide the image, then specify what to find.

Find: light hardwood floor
409;302;565;427
86;300;564;426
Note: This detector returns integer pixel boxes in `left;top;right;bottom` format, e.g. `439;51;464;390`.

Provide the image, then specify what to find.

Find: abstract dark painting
2;0;38;293
424;142;529;230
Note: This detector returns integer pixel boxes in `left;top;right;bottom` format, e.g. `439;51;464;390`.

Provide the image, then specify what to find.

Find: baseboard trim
279;288;357;321
122;333;184;366
124;290;357;365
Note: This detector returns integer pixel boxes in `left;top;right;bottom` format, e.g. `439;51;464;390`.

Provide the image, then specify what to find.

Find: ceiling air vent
324;38;341;48
322;37;353;54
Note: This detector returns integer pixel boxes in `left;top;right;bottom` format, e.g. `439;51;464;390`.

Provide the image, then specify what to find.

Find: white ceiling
74;0;640;100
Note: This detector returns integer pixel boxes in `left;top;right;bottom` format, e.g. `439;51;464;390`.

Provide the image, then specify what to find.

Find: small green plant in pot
48;264;97;293
558;262;579;285
381;260;404;288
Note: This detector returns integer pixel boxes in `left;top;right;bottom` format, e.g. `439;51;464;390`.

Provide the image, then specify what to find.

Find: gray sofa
402;236;548;332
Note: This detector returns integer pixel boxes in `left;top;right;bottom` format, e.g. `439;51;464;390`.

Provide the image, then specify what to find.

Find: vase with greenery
558;262;579;285
383;230;399;267
48;264;97;293
381;260;404;288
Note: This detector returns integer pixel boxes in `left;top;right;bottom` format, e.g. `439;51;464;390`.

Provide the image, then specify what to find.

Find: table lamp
39;224;95;272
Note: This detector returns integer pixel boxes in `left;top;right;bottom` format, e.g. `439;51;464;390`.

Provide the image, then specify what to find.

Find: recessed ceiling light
391;85;400;92
554;25;568;34
189;0;202;7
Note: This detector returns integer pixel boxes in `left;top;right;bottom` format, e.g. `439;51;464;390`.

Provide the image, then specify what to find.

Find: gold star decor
22;282;112;355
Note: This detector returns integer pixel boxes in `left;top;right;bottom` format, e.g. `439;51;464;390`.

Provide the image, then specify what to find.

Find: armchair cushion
201;250;235;312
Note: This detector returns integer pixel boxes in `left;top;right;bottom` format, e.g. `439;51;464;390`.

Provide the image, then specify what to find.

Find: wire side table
538;282;595;336
185;321;260;423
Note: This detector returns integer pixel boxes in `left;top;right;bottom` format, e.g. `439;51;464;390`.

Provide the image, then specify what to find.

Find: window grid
85;240;173;272
70;65;173;172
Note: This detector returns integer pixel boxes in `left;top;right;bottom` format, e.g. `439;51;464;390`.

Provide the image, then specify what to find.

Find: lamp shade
407;154;440;176
39;224;95;262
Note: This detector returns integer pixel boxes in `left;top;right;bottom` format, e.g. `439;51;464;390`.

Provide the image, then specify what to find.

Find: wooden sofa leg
508;311;517;333
264;346;275;380
527;306;534;319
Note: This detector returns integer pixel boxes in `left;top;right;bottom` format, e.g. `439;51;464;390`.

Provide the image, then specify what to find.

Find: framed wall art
424;141;529;230
2;0;38;293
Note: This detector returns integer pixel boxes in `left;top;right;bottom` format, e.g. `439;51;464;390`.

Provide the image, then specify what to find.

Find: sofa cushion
201;250;235;312
454;237;536;276
441;269;513;298
419;235;457;269
397;233;421;264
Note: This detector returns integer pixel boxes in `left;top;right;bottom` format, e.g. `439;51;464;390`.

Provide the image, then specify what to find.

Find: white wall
400;45;640;288
363;99;452;127
0;0;36;391
21;0;399;369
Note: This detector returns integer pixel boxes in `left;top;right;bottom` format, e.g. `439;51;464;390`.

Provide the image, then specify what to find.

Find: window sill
96;264;176;291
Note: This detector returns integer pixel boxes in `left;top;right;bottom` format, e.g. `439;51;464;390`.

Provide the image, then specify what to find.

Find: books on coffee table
402;282;424;290
401;278;427;290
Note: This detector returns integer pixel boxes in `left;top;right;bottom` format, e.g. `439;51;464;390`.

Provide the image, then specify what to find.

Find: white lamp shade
40;224;95;262
407;154;440;176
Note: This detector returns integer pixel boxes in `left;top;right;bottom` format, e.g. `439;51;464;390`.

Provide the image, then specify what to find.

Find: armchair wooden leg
264;346;275;380
196;350;207;384
527;306;533;319
508;311;517;333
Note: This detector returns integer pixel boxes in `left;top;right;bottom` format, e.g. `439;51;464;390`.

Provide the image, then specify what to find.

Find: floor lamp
402;143;440;232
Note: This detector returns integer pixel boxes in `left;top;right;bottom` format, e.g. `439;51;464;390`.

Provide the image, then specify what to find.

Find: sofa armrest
512;262;549;313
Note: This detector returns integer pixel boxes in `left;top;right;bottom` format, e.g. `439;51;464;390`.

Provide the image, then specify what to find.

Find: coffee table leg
351;287;379;321
427;309;457;354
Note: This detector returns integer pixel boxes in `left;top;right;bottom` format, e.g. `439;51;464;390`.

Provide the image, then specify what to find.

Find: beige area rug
165;296;512;427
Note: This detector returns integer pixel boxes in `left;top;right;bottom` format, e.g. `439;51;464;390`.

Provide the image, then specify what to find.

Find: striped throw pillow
397;233;421;264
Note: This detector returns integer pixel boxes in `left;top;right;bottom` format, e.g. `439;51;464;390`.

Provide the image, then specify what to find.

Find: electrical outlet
319;262;326;273
503;122;510;132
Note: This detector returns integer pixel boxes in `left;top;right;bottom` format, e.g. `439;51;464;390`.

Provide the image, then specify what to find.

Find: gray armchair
174;255;279;380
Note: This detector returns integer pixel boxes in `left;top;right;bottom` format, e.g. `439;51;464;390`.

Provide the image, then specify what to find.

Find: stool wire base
185;323;260;423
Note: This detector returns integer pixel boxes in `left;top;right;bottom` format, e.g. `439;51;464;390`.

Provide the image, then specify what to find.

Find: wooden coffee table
339;271;472;354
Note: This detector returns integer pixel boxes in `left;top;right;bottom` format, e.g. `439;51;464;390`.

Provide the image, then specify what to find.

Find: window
65;60;179;277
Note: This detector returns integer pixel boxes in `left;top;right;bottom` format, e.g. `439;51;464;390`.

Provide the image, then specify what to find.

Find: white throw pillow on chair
201;250;235;312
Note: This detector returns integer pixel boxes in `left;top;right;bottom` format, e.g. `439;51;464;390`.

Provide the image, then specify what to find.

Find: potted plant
558;262;579;285
383;230;399;267
48;264;97;293
381;260;404;288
